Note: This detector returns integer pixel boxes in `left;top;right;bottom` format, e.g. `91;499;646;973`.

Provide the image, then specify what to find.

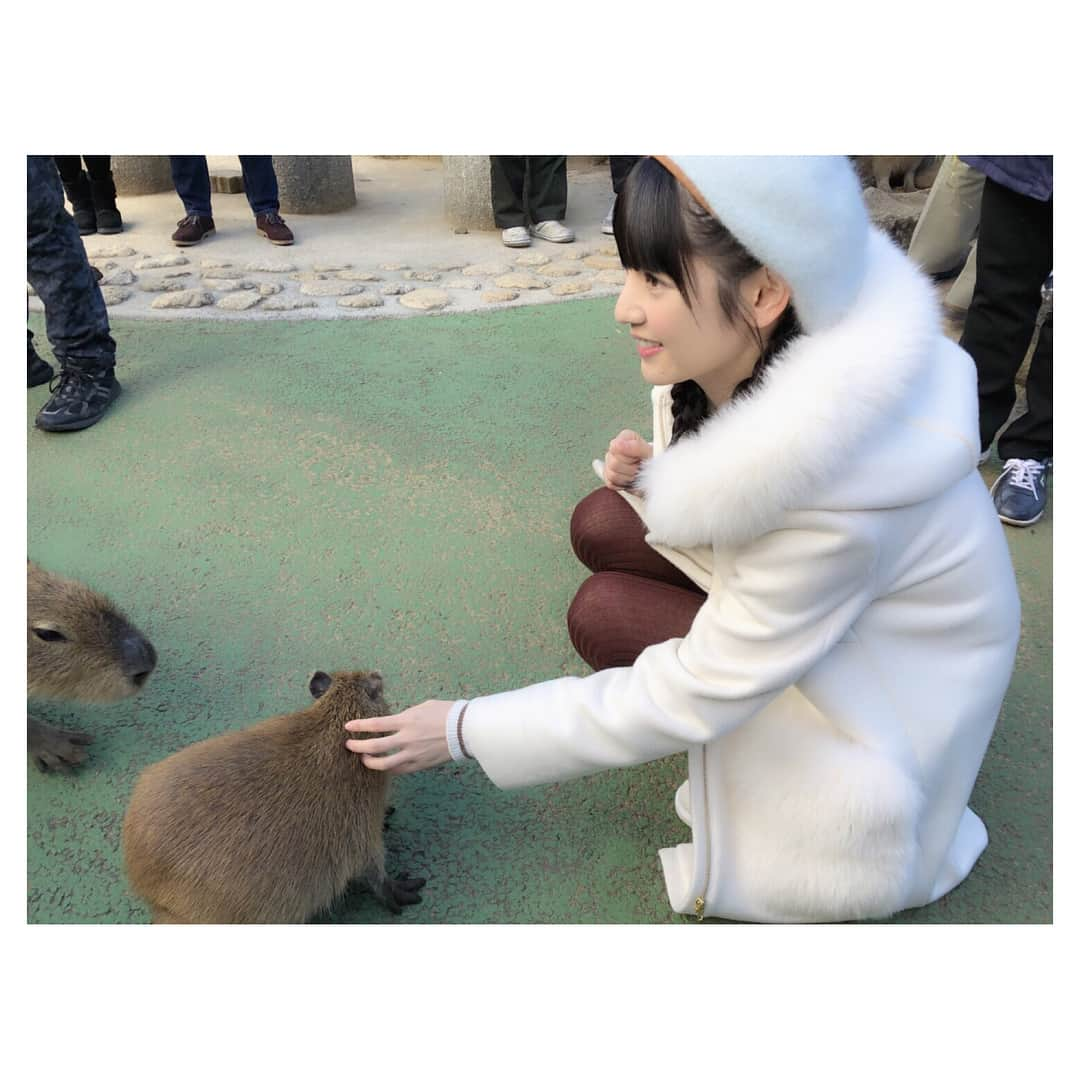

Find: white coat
464;229;1021;922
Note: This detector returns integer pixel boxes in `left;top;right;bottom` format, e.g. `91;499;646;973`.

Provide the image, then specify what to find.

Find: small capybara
122;669;425;924
28;560;157;772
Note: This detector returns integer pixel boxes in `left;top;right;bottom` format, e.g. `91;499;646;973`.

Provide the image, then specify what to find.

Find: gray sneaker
501;226;531;248
990;458;1050;526
529;220;575;243
602;199;615;235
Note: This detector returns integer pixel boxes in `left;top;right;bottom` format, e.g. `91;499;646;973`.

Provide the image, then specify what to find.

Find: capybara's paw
28;719;93;774
379;872;426;914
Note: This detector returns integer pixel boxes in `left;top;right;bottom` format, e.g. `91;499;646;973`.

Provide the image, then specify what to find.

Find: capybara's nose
121;635;157;684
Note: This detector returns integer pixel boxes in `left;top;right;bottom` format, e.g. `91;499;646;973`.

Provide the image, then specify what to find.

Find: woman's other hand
603;429;653;489
345;699;454;775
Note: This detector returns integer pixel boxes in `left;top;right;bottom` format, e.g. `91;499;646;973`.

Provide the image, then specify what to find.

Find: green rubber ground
26;301;1052;923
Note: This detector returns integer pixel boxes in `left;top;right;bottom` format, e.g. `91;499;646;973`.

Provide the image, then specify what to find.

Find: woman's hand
603;429;653;490
345;699;455;775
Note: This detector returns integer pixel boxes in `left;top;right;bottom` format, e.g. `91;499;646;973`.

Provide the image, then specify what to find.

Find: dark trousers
489;156;568;228
609;156;642;195
960;177;1052;462
169;155;280;218
26;155;115;374
54;155;113;186
566;488;705;670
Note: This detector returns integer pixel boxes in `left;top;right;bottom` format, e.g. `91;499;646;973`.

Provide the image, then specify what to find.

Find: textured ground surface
26;300;1052;923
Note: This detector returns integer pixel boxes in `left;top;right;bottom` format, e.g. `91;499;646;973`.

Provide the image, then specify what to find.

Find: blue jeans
26;155;116;374
169;155;280;217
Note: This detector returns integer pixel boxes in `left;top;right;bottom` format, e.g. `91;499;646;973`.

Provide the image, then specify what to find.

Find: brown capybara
28;561;157;772
122;669;425;924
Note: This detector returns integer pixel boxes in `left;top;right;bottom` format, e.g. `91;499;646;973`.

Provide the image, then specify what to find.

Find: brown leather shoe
171;214;215;246
256;211;294;245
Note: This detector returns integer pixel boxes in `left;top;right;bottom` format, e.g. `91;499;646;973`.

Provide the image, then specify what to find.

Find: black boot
62;170;97;235
90;173;123;235
27;337;54;388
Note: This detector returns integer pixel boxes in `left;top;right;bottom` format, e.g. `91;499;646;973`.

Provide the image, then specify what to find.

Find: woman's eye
644;273;662;287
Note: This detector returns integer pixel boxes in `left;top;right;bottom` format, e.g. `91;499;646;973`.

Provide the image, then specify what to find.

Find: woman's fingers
344;733;399;756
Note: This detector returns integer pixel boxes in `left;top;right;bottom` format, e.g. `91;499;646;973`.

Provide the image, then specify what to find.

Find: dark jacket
960;155;1053;201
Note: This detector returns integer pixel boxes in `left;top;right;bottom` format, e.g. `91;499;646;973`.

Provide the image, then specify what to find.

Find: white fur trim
637;230;940;550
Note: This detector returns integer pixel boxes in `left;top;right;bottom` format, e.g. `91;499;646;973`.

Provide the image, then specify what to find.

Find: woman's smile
633;335;663;359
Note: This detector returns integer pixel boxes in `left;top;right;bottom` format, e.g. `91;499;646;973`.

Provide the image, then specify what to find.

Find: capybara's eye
33;628;67;642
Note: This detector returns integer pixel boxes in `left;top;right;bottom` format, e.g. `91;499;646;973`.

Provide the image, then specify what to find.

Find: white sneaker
501;226;531;248
529;220;575;243
601;199;615;235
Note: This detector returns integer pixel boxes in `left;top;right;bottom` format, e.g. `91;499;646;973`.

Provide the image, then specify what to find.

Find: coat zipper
689;744;711;921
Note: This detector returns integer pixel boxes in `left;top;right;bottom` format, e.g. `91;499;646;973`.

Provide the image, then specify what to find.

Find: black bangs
613;157;698;305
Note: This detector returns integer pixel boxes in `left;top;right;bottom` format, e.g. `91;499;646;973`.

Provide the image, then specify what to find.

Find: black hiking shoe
28;346;54;388
34;367;122;432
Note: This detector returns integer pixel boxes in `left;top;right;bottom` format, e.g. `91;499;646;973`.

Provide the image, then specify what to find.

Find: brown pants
567;488;707;671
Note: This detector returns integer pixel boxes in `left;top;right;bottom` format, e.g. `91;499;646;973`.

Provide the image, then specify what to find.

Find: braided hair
614;158;804;445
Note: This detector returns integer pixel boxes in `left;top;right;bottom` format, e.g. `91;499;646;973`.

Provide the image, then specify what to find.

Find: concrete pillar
112;156;174;195
272;156;356;214
442;155;494;234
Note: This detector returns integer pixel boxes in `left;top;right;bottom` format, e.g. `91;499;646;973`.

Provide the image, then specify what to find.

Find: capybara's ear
309;671;333;699
363;671;384;699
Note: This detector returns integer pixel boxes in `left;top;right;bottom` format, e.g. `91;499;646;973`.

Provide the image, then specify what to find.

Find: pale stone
89;245;136;258
258;282;284;296
338;293;385;309
550;280;593;296
378;262;409;271
99;267;136;286
596;242;618;257
290;271;330;282
435;259;468;271
595;268;627;285
100;287;132;305
403;269;442;281
313;262;352;272
163;271;192;279
482;288;519;303
149;287;213;308
135;254;190;270
203;279;255;292
557;248;585;260
139;279;186;293
244;260;298;273
540;262;582;278
299;280;364;297
442;277;481;290
151;289;214;308
200;267;248;280
515;252;550;266
399;288;451;311
200;258;233;269
261;297;318;311
338;270;382;281
462;261;510;277
493;272;547;290
380;282;415;296
216;291;264;311
583;255;622;270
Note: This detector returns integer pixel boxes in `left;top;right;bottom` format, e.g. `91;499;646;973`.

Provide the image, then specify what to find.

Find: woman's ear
745;267;792;330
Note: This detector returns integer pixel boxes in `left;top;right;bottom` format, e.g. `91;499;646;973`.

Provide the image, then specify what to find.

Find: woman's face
614;256;762;407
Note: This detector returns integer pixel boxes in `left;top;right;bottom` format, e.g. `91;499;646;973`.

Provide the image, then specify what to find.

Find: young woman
345;156;1022;923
